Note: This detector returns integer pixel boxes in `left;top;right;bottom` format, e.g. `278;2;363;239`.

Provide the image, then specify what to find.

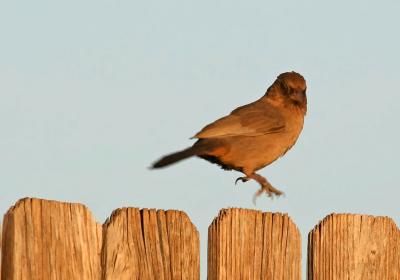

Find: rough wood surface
101;208;200;280
3;198;400;279
308;213;400;280
207;208;301;280
1;197;102;280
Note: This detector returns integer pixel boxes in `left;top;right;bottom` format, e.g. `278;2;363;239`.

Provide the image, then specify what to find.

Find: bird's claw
235;173;284;204
235;176;249;185
252;184;285;205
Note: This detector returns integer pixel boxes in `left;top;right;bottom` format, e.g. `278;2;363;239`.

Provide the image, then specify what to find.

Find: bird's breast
216;112;304;172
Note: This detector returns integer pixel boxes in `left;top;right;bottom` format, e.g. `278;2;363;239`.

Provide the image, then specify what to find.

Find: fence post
0;198;102;280
101;208;200;280
207;208;301;280
307;213;400;280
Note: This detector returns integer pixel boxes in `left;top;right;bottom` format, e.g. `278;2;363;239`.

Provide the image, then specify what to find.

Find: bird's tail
151;146;199;168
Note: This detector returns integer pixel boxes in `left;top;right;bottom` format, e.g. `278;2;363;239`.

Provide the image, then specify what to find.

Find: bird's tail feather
151;146;199;168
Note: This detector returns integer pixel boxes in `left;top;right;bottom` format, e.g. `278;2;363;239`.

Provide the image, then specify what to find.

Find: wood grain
1;197;102;280
308;213;400;280
101;208;200;280
3;198;400;279
207;208;301;280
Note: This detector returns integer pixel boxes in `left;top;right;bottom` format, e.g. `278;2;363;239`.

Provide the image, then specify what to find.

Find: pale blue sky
1;0;399;277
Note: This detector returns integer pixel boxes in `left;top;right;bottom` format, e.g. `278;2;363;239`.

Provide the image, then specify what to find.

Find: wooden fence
0;198;399;279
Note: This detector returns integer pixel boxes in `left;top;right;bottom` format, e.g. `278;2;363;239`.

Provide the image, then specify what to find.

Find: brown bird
152;71;307;200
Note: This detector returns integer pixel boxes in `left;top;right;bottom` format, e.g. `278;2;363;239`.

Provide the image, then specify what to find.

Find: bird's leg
247;173;284;202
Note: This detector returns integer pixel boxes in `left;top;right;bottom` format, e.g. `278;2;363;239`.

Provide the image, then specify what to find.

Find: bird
151;71;307;200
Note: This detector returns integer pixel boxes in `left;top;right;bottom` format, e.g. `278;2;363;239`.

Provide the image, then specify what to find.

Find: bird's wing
193;101;285;139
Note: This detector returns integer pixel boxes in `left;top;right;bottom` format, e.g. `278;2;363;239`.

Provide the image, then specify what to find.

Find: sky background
1;0;399;277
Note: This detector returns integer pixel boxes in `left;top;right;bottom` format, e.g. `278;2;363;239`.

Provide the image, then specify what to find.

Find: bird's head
266;71;307;113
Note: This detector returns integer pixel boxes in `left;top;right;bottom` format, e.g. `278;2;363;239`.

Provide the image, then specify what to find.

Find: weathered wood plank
101;208;200;280
3;198;400;279
207;208;301;280
1;198;102;280
308;213;400;280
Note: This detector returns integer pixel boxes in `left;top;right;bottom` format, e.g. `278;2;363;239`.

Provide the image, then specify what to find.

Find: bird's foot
235;176;249;185
254;183;284;198
248;173;284;204
253;183;284;204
